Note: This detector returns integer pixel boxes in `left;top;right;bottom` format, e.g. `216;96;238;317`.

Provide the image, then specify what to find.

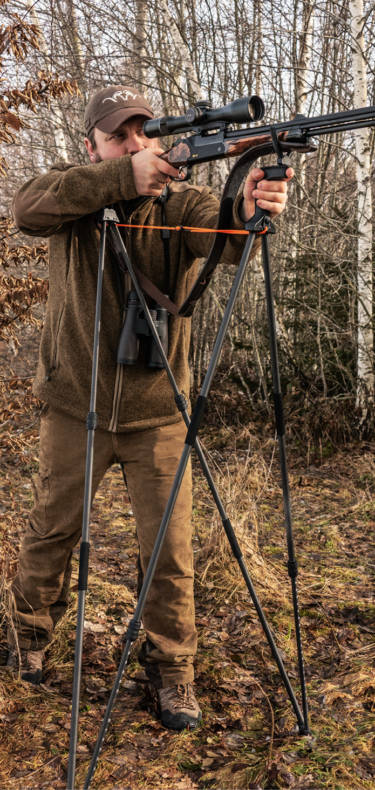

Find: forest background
0;1;375;789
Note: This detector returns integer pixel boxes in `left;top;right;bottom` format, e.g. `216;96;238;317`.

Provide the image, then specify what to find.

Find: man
9;85;292;730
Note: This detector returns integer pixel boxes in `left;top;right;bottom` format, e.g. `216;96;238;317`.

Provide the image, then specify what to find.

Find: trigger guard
172;166;191;182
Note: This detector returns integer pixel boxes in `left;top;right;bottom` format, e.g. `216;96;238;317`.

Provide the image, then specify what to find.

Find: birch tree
157;0;202;102
27;3;69;162
349;0;374;416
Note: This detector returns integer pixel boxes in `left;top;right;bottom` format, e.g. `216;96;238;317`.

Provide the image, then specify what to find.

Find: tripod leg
261;233;309;733
83;230;259;788
66;217;109;790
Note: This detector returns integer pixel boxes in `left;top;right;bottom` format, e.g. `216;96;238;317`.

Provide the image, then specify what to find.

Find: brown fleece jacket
13;154;256;431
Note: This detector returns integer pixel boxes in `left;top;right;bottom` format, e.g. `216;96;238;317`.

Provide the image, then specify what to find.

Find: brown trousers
11;408;196;686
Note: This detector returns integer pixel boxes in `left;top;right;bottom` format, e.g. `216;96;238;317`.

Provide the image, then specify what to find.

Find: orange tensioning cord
116;222;268;235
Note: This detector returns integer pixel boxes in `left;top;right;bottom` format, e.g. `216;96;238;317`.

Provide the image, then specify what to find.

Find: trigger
173;166;191;182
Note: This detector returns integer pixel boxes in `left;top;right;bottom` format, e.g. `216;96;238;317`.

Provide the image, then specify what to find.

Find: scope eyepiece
143;114;186;138
144;94;265;138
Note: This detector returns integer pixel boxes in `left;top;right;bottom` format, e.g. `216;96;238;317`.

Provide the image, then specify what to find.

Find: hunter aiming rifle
67;97;375;789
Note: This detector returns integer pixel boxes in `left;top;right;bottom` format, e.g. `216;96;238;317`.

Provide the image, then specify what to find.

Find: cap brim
96;107;154;134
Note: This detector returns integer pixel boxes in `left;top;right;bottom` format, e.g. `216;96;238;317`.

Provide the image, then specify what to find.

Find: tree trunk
134;0;148;90
27;3;69;161
349;0;374;416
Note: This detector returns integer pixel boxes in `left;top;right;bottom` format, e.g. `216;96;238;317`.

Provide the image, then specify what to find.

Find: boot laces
164;683;197;712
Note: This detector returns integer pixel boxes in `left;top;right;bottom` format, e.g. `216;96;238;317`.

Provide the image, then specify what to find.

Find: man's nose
126;133;145;154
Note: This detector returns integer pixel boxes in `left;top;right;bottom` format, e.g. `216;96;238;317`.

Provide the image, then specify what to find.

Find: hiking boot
158;683;202;731
7;647;44;685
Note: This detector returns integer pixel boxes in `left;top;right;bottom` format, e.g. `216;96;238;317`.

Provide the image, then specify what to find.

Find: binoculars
117;290;168;369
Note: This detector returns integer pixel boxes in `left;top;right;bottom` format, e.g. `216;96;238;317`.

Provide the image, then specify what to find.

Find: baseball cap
84;85;154;136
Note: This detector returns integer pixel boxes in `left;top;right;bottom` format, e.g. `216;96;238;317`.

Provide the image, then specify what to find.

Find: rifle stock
165;133;314;168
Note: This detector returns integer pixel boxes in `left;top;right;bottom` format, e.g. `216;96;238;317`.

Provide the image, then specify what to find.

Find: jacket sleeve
177;184;261;266
12;157;139;237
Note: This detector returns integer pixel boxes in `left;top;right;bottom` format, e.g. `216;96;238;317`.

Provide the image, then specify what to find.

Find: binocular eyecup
117;290;169;369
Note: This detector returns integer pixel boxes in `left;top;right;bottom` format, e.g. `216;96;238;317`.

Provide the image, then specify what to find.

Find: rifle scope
144;95;265;138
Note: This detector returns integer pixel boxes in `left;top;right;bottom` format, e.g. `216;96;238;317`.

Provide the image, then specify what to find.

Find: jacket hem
33;384;185;433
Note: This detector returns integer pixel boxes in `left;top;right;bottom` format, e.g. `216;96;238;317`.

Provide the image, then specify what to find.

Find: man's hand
131;147;182;196
240;166;294;223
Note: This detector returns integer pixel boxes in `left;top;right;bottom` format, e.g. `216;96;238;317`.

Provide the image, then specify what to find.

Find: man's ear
84;136;100;163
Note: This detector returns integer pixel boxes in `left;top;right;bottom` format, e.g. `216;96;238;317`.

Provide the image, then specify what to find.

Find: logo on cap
103;89;139;105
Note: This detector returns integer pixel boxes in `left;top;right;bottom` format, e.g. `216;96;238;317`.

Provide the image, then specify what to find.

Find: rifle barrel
226;105;375;140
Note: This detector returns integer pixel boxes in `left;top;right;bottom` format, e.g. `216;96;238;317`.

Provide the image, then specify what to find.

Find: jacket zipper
46;303;65;380
108;203;136;432
108;362;123;432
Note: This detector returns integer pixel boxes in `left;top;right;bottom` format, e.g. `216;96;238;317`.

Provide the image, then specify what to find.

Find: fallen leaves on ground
1;372;375;789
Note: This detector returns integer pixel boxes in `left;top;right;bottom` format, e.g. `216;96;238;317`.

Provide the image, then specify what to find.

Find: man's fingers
131;148;183;195
255;199;286;215
253;188;287;201
249;167;264;180
248;166;294;182
254;189;288;214
157;155;181;180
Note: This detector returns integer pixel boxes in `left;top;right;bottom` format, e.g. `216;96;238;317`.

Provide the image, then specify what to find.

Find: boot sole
161;710;202;731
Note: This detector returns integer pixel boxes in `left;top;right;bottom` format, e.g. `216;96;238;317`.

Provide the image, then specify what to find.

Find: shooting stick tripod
67;168;310;790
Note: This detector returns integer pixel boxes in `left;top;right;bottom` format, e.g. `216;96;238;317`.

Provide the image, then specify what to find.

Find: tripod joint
101;207;120;223
174;393;188;412
245;210;276;235
287;558;298;579
86;411;98;430
124;617;141;643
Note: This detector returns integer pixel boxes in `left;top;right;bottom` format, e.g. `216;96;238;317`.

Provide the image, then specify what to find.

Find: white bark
295;1;315;115
157;0;202;101
349;0;374;412
63;0;86;92
295;0;315;191
27;2;69;161
134;0;148;90
287;3;315;364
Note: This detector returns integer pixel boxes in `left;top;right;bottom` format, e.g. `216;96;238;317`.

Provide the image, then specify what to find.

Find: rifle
145;96;375;169
143;98;375;316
